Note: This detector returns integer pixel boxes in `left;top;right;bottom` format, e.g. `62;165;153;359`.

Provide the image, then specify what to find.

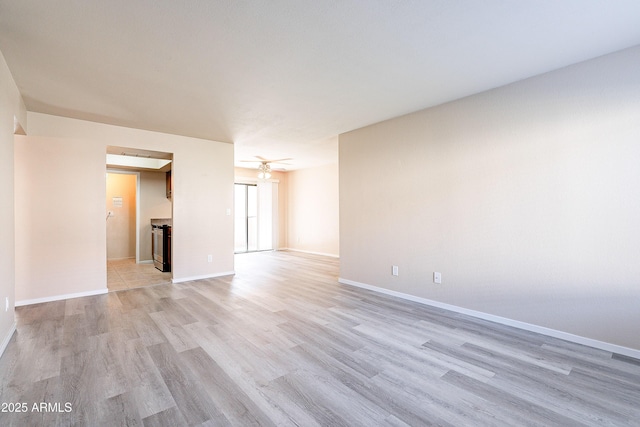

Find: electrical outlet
207;254;213;263
392;265;399;276
434;272;442;284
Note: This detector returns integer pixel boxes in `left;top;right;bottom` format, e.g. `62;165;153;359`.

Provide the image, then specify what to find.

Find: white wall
339;46;640;351
15;135;108;302
287;163;339;257
0;50;26;353
15;113;234;302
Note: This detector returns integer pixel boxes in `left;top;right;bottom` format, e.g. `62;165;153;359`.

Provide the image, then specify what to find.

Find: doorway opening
106;146;173;290
106;171;138;261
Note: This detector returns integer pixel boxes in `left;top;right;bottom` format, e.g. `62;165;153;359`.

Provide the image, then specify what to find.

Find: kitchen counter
150;218;172;226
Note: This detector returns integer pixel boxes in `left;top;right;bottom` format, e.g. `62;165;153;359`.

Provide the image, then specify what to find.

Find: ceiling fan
239;156;292;165
239;156;293;178
239;156;292;169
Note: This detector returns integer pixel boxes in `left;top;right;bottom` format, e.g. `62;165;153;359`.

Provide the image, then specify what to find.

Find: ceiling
1;1;640;170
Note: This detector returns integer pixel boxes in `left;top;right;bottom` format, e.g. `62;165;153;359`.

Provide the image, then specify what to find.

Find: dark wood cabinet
166;170;172;199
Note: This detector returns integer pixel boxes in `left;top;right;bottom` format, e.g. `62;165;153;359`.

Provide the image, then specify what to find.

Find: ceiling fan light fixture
258;163;271;180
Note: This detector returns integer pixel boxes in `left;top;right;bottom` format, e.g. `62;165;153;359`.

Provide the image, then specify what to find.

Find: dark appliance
152;224;171;272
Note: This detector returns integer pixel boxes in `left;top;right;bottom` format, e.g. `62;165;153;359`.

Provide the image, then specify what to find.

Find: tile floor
107;257;172;291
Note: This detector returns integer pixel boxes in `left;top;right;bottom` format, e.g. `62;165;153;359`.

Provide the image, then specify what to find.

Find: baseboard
172;271;235;284
137;260;154;264
15;288;109;307
0;322;16;358
280;248;340;258
338;277;640;360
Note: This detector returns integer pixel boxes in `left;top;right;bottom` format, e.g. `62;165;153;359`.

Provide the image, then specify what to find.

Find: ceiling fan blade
254;156;293;163
268;157;293;163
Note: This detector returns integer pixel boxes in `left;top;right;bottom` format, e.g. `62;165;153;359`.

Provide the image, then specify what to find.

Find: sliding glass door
234;183;258;253
235;182;277;253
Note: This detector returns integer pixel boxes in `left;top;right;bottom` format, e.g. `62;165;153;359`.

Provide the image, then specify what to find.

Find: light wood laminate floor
1;251;639;426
